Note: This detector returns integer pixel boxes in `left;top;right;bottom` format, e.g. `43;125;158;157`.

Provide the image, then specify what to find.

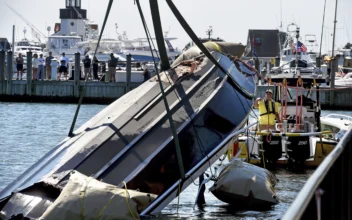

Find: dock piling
329;58;338;106
6;51;13;95
0;50;5;95
74;52;80;97
126;54;131;93
26;51;33;96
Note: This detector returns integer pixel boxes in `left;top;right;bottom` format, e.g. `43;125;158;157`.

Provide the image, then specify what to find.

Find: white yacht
272;23;321;75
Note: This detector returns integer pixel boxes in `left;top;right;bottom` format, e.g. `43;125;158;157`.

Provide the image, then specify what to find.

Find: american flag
296;41;307;52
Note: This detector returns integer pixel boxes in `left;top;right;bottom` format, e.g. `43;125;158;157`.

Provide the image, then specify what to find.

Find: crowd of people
13;52;151;82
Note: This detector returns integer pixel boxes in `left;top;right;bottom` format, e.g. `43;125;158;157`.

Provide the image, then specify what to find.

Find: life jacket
259;99;276;116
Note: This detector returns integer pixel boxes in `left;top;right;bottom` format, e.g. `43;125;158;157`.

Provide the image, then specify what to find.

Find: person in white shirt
38;54;45;80
32;54;39;80
58;52;70;80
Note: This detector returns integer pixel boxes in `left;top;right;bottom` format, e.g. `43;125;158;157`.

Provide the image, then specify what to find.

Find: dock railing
282;126;352;220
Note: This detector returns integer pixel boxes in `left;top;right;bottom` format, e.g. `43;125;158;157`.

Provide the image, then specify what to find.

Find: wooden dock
0;80;351;109
0;80;141;104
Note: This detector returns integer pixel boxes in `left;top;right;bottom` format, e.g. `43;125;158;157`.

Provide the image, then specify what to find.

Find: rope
95;194;115;220
260;136;266;169
256;71;348;92
165;0;255;100
122;181;138;220
177;181;181;214
136;0;185;179
68;0;114;137
296;77;304;130
80;177;93;220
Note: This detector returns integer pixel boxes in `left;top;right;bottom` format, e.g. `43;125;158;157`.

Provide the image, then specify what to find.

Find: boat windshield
49;37;81;49
335;129;347;141
285;88;317;102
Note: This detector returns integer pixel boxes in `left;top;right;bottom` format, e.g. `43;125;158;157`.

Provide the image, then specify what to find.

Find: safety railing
282;126;352;220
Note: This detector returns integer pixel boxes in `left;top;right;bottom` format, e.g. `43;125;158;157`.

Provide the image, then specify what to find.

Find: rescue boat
227;75;351;171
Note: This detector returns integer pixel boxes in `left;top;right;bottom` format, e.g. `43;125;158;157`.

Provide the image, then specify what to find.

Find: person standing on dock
32;54;39;80
107;53;118;82
15;53;24;80
59;53;69;81
92;56;99;81
38;54;45;80
143;68;151;82
83;54;92;81
45;52;53;80
254;89;281;131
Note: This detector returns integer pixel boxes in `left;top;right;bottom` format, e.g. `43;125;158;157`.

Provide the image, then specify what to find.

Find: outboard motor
261;135;282;170
286;136;310;172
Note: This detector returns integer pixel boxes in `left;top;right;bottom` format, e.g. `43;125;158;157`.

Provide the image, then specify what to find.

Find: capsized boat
0;48;256;218
209;158;279;208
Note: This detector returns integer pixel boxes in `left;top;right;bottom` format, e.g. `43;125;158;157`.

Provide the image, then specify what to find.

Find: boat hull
0;52;256;218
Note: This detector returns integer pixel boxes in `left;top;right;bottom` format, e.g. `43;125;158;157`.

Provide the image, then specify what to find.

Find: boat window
335;129;346;141
321;124;340;134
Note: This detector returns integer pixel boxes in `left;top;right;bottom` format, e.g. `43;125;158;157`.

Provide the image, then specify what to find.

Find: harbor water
0;102;351;219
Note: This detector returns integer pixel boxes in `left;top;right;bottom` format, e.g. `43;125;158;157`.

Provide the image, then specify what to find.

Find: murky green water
0;103;350;219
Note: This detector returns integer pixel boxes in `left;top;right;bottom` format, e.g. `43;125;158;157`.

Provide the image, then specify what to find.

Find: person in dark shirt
143;68;151;82
92;56;99;80
83;55;92;80
107;53;118;82
16;53;24;80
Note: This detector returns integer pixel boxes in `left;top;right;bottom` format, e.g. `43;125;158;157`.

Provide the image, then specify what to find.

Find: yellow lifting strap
268;77;272;85
297;77;303;86
282;77;287;86
313;78;317;87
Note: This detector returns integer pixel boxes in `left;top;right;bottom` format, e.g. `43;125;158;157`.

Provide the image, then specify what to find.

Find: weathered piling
316;56;321;68
126;54;132;93
0;50;5;94
6;51;13;95
329;58;338;106
74;52;80;97
275;56;280;67
26;51;33;96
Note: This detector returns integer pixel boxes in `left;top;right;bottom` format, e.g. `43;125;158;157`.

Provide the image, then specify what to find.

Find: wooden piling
6;51;13;95
74;52;80;98
26;51;33;96
0;50;5;95
126;54;132;93
330;58;338;106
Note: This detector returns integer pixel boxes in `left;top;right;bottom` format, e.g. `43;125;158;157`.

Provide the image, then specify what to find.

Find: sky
0;0;351;54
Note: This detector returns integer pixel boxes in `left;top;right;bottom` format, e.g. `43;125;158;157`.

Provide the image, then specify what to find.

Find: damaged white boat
0;48;256;218
210;159;279;209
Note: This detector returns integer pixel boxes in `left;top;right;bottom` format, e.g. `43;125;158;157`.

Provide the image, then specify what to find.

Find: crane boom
6;4;46;42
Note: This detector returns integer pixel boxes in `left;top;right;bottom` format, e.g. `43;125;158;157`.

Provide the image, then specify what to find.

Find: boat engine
286;136;310;171
261;135;282;170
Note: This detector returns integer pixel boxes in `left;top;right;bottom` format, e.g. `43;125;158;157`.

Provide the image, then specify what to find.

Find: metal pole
331;0;338;58
329;58;337;106
149;0;170;71
74;52;80;98
6;51;13;95
12;25;15;53
329;0;338;107
26;51;33;96
319;0;327;59
126;53;131;93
